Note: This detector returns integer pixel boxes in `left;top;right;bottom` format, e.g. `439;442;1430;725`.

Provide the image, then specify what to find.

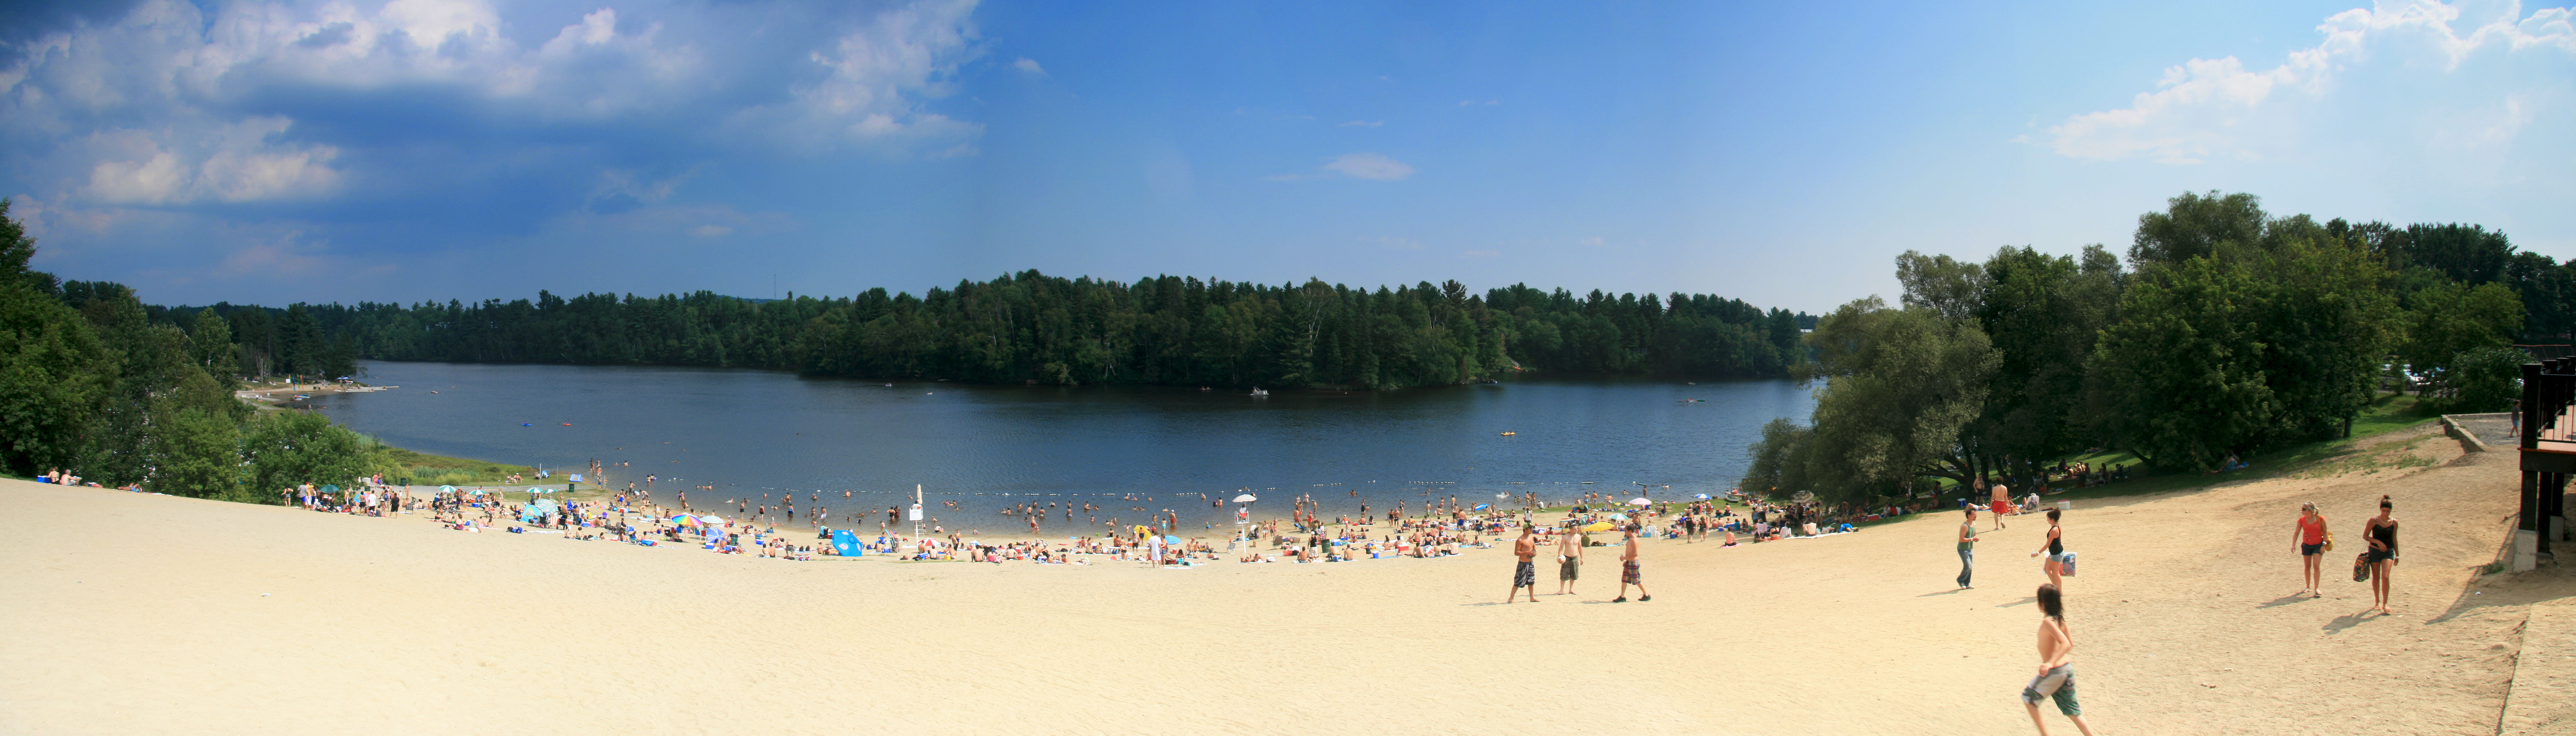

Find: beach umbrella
1608;513;1630;521
1693;493;1710;499
319;484;340;493
1232;494;1258;503
1473;503;1490;510
1163;535;1181;545
671;513;697;526
700;515;725;527
1579;521;1615;532
1628;497;1650;506
439;485;457;493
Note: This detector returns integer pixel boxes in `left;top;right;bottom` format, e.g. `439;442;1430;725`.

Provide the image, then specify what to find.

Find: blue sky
2;0;2570;312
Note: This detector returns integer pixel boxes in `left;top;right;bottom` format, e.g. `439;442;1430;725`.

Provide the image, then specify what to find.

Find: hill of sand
3;422;2569;735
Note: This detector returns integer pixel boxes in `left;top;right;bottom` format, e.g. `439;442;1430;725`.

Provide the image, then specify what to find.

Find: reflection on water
315;361;1814;530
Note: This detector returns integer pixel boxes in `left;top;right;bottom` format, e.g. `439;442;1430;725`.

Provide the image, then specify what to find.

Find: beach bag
2323;531;2334;553
2352;552;2371;582
2058;551;2076;576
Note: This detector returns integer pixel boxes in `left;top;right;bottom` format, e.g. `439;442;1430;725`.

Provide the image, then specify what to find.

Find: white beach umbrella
1232;494;1258;503
1628;497;1651;506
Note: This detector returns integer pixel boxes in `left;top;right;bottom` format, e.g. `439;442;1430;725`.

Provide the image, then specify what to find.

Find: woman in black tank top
2366;496;2398;615
2043;507;2066;590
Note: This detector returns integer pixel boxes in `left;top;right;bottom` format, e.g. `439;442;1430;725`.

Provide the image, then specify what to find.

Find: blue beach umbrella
319;484;339;493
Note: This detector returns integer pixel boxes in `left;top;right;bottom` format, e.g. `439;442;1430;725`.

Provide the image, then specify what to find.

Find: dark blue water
311;362;1813;530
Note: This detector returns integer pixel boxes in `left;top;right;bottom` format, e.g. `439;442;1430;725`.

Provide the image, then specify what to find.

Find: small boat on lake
1499;431;1516;436
1249;387;1270;396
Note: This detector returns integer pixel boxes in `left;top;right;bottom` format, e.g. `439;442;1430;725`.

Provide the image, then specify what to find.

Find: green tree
1970;245;2125;481
0;287;113;475
150;407;241;499
1789;297;1998;503
2130;190;2266;266
2089;255;2275;470
1740;417;1816;499
243;411;377;497
2401;281;2523;401
188;307;237;378
2443;346;2528;413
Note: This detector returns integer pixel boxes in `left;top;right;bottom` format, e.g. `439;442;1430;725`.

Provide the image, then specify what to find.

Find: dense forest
0;200;383;493
1744;191;2550;505
153;275;1816;389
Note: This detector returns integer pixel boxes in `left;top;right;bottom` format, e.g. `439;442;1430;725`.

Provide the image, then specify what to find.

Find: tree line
170;275;1816;389
0;200;380;495
1744;191;2545;506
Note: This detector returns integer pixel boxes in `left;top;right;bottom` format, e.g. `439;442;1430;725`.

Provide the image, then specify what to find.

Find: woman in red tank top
2293;501;2328;598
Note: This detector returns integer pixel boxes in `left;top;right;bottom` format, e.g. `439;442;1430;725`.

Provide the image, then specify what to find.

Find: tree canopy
166;276;1813;389
1749;190;2534;506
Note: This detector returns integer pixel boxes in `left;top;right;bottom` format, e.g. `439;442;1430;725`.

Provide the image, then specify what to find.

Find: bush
2439;346;2526;413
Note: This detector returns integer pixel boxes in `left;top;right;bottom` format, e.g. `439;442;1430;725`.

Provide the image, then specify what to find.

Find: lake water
311;362;1815;532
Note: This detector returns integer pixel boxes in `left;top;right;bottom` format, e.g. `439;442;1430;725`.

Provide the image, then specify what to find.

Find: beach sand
3;422;2566;735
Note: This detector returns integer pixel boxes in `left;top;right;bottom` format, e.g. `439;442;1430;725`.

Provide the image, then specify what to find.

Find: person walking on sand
1989;482;2013;530
1958;506;1980;589
2365;495;2399;615
1613;525;1650;602
1507;525;1539;603
2037;507;2066;590
2294;502;2328;597
2021;584;2096;735
1555;523;1583;595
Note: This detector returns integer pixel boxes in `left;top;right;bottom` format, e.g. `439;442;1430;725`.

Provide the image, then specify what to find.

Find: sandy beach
3;422;2569;735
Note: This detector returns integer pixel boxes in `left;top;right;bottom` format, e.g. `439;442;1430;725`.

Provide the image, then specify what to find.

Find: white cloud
2040;1;2576;164
1013;57;1045;75
751;0;986;148
79;117;341;205
1322;152;1415;181
1338;120;1383;127
1;0;986;216
1579;236;1606;247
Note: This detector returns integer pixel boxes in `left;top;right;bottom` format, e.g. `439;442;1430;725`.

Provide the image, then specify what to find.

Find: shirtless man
1613;525;1651;602
1507;525;1540;603
1988;482;2013;530
1554;524;1583;595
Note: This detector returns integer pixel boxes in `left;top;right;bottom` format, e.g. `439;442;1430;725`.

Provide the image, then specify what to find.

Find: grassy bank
2004;392;2440;507
378;446;536;486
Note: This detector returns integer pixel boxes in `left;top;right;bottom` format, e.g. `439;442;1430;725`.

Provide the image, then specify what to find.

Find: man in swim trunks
1508;525;1539;603
1555;523;1583;595
1614;525;1650;602
1988;482;2014;530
